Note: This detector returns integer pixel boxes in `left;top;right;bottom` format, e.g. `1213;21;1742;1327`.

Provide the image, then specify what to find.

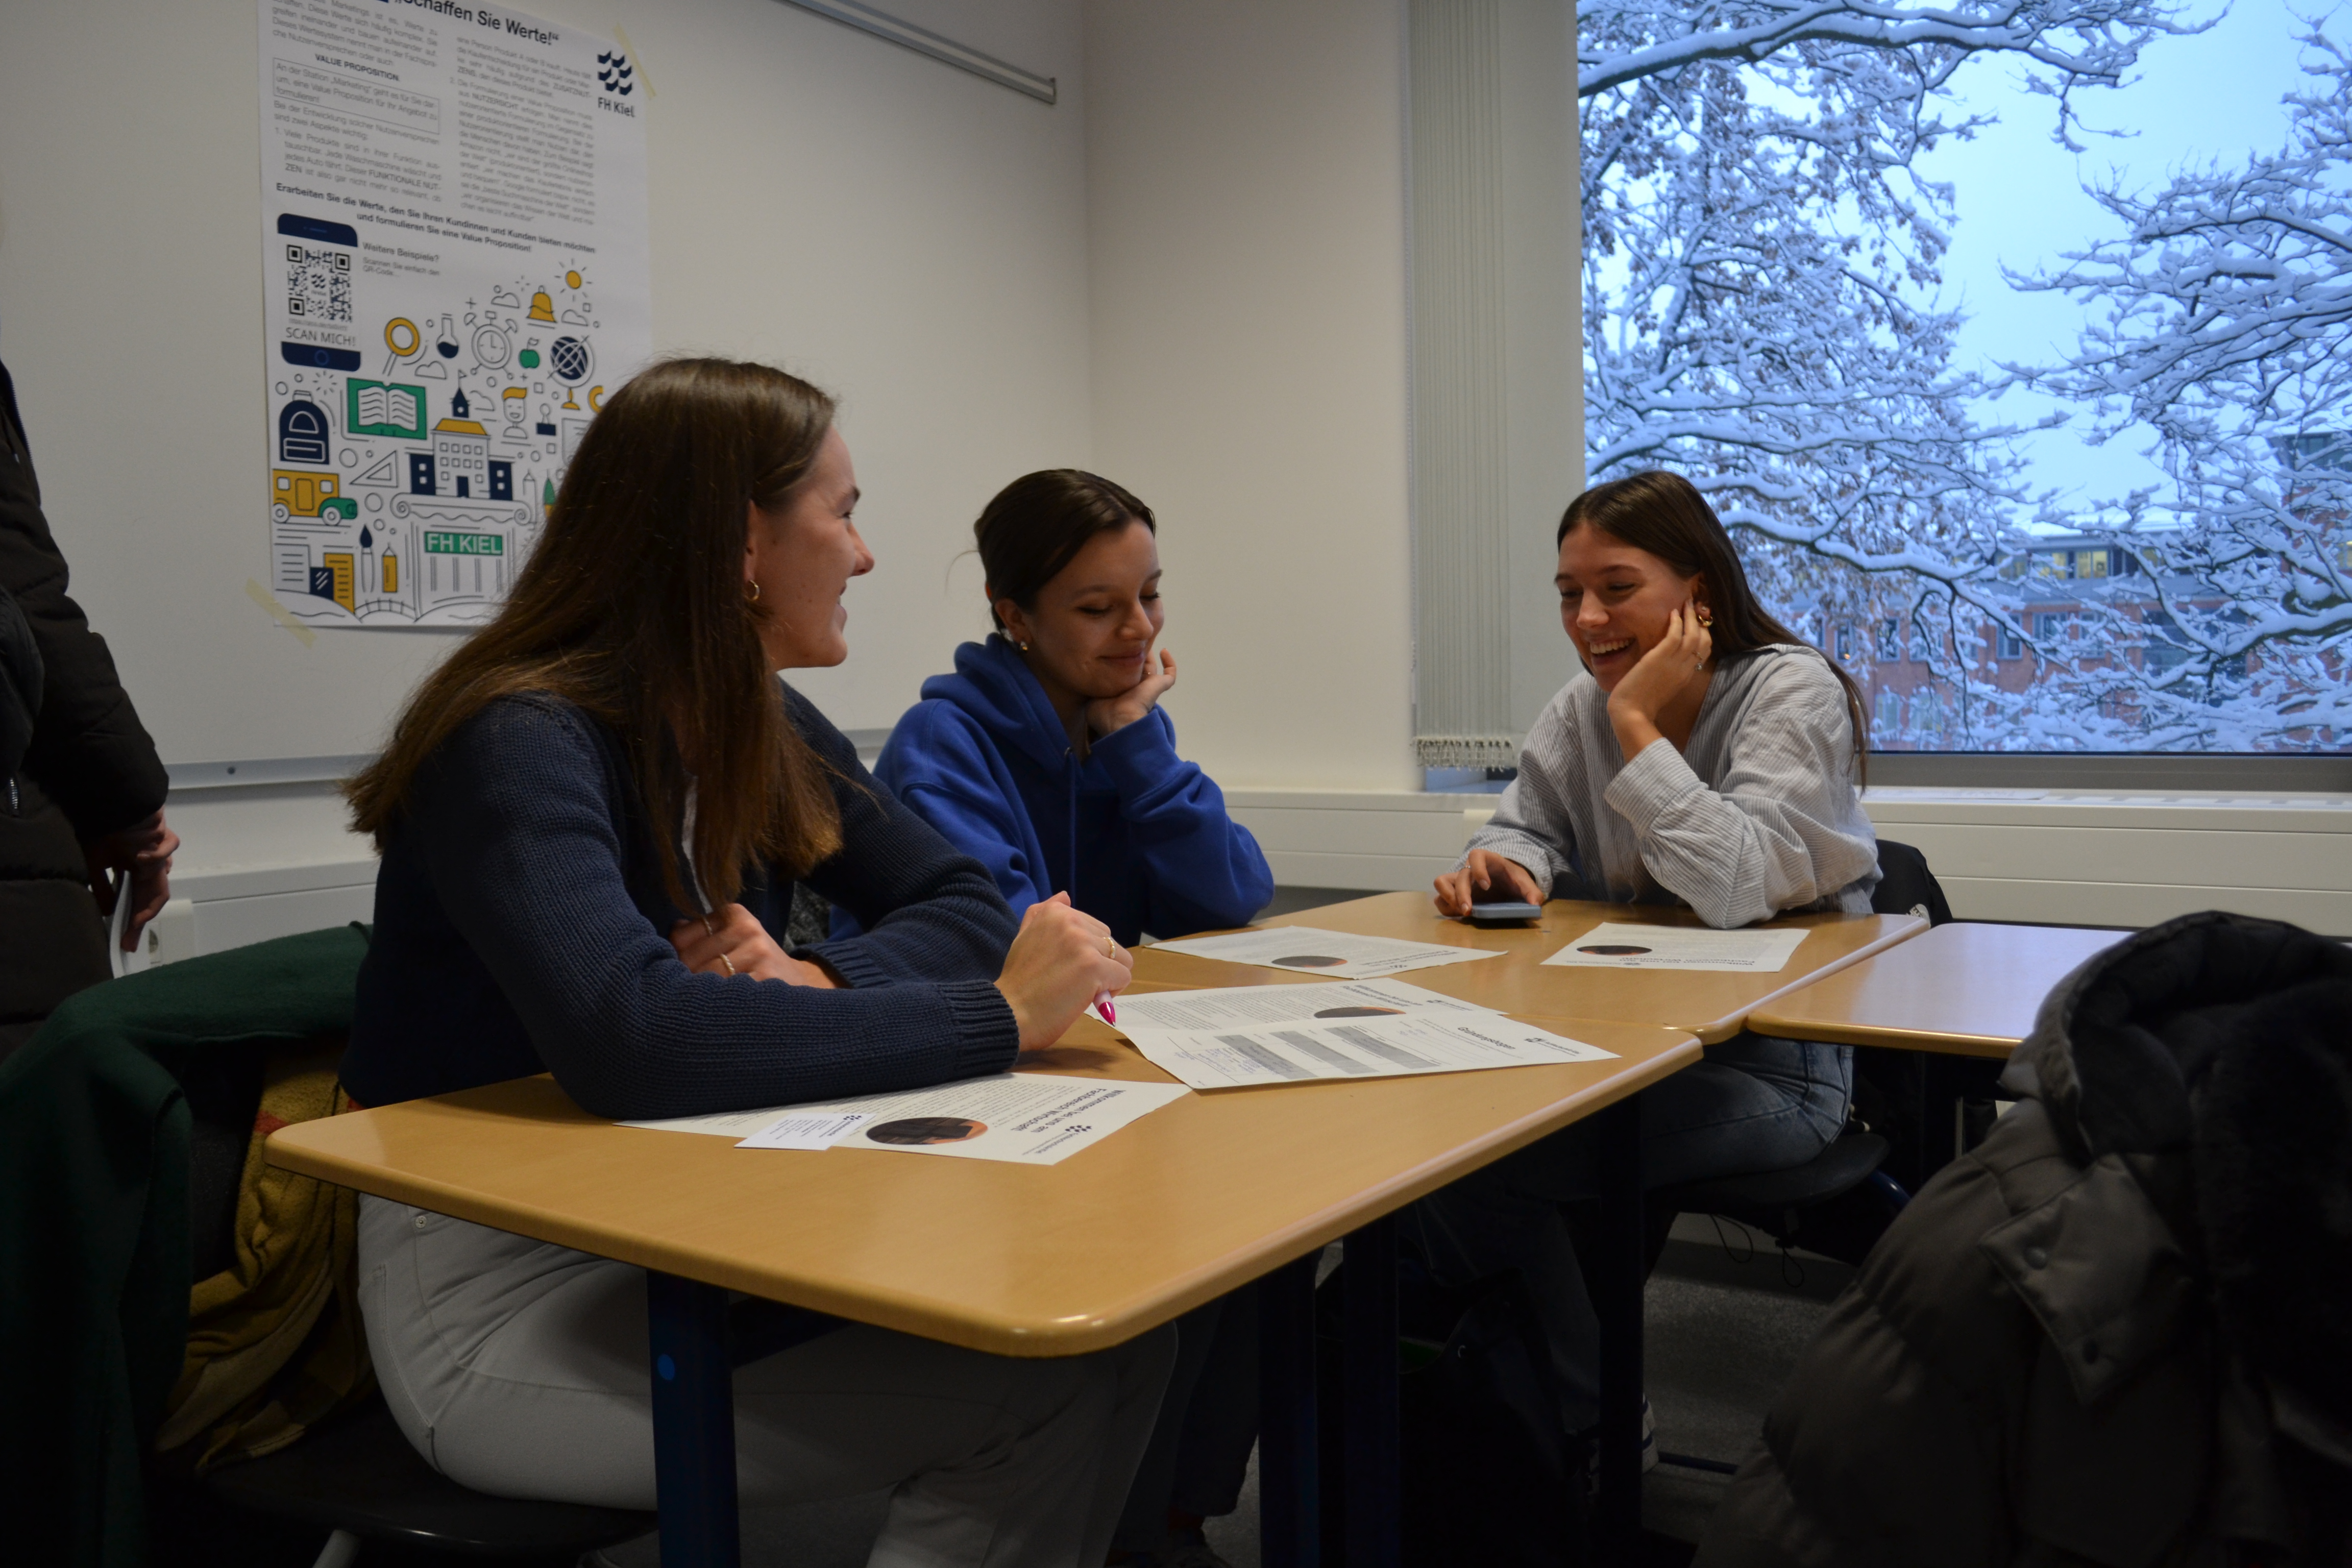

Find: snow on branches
1579;0;2350;750
2007;34;2352;747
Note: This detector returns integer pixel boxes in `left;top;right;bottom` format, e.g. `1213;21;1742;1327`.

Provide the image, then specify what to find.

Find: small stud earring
1018;640;1031;652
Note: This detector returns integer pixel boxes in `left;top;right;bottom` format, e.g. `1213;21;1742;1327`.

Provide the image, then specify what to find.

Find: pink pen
1093;991;1117;1025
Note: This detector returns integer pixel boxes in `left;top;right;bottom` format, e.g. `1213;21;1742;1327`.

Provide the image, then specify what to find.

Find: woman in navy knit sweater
338;358;1169;1567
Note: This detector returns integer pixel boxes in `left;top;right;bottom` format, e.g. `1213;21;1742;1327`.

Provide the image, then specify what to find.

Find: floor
592;1219;1852;1568
170;1222;1845;1565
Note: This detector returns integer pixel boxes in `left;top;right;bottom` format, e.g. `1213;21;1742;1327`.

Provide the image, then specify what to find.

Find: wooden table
1131;891;1927;1043
1746;920;2124;1185
1745;921;2123;1057
269;1010;1697;1568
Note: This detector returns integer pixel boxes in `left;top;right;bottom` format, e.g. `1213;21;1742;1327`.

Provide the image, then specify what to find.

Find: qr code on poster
285;242;352;323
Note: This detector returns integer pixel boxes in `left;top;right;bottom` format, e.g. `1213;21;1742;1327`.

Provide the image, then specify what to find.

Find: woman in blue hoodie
865;470;1271;1567
857;469;1272;946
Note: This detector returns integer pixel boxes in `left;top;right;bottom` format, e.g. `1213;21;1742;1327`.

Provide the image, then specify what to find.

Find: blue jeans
1403;1033;1852;1430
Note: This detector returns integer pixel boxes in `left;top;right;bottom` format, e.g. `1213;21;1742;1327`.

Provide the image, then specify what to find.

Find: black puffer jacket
1698;911;2352;1568
0;358;167;1035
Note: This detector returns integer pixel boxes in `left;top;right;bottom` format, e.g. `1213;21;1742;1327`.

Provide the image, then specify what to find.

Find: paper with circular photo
1108;977;1504;1035
731;1074;1191;1164
1145;926;1506;981
1540;923;1808;972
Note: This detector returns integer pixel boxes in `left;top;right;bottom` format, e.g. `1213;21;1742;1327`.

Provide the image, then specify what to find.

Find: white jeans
357;1196;1174;1568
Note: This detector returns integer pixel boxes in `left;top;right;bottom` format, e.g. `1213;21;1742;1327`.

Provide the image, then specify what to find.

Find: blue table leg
1257;1253;1320;1568
1342;1216;1400;1568
646;1271;741;1568
1591;1097;1645;1565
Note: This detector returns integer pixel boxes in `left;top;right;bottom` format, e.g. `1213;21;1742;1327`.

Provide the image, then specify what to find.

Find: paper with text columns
1109;978;1504;1034
1118;1014;1616;1091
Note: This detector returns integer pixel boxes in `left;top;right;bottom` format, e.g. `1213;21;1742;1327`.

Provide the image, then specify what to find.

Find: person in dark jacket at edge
845;469;1273;1568
0;355;176;1065
1697;909;2352;1568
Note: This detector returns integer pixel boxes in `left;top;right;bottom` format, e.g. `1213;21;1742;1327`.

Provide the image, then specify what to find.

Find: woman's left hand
1606;600;1712;757
669;903;839;987
1084;648;1178;737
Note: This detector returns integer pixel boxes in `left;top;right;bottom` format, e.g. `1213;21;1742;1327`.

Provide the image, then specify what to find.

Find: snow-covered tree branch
2003;33;2352;747
1576;0;2352;751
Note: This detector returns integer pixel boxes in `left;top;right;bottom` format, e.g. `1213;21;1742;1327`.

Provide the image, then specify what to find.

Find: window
1578;0;2348;754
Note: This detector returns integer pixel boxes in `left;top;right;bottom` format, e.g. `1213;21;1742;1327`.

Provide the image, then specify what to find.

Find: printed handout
625;1075;1190;1165
622;1105;810;1139
1540;922;1809;973
1117;1013;1617;1091
1145;926;1506;981
1109;978;1503;1033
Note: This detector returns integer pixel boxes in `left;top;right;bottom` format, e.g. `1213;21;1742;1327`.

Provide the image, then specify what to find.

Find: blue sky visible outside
1923;0;2322;521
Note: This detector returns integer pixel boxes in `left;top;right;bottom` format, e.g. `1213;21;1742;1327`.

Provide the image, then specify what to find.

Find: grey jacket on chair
1697;910;2352;1568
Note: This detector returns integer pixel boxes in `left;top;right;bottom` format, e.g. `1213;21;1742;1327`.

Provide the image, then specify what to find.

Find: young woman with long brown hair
338;358;1167;1566
1420;469;1880;1448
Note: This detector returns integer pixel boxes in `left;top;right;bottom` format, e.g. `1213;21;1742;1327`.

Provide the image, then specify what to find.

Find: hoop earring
1696;607;1713;627
745;580;761;603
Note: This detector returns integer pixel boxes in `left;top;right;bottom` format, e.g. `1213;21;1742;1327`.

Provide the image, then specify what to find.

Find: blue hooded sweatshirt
841;634;1273;945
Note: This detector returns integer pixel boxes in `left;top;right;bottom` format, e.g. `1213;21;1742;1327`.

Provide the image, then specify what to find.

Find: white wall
641;0;1096;731
1224;788;2352;936
1083;0;1422;792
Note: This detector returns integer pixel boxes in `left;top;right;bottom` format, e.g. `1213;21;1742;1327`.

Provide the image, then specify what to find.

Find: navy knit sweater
342;685;1022;1118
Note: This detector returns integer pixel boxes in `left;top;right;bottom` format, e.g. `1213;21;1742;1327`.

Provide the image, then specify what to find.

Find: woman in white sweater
1420;469;1879;1436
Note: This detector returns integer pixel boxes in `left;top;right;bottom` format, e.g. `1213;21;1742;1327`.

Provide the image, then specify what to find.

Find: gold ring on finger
720;952;737;976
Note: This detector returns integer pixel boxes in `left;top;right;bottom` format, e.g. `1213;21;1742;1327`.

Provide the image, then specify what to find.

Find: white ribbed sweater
1463;644;1879;929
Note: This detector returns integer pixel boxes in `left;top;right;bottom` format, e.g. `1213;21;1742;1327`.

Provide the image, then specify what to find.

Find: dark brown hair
974;470;1155;630
345;357;845;907
1558;470;1868;781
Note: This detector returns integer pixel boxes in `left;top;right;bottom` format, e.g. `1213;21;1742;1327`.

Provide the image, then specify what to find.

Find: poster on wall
256;0;649;627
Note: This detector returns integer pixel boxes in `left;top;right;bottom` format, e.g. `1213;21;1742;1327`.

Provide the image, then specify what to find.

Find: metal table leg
1917;1052;1964;1188
1258;1253;1321;1568
647;1271;741;1568
1343;1216;1400;1568
1591;1097;1645;1566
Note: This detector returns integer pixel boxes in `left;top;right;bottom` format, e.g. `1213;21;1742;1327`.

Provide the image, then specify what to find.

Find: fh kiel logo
596;50;635;95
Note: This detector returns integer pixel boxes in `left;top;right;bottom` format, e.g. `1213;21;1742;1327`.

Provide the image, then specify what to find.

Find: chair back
1871;839;1952;925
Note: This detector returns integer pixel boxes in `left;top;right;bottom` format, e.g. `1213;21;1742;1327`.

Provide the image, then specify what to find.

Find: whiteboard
0;0;1089;767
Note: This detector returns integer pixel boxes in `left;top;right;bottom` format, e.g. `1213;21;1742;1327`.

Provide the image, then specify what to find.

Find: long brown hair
1559;470;1869;782
346;357;845;906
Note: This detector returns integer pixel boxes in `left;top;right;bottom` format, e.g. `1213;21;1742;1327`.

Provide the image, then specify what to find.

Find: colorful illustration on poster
257;0;648;627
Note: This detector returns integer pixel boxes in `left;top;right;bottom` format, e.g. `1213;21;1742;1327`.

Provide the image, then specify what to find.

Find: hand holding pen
992;892;1133;1050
